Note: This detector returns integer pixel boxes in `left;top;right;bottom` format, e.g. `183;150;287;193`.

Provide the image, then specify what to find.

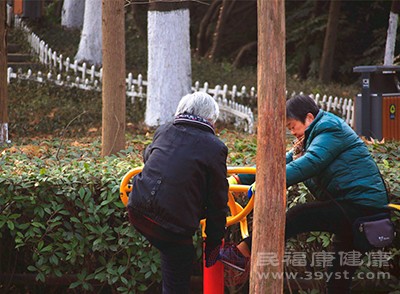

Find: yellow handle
119;167;143;206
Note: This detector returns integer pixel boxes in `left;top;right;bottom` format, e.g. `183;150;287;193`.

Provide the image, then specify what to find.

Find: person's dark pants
128;208;195;294
148;237;195;294
243;200;386;294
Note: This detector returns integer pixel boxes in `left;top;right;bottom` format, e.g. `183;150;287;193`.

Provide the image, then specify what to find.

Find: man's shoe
219;245;248;272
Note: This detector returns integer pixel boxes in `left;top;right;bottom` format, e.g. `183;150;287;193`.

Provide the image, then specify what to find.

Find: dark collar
173;113;215;134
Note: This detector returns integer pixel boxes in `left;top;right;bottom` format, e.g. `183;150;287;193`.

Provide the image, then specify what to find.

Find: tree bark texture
0;0;9;144
75;0;102;66
101;0;126;156
146;6;192;127
61;0;85;29
250;0;286;293
319;0;341;84
384;1;400;65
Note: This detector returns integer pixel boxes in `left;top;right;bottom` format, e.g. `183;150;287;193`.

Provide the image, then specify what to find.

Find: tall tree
101;0;126;156
61;0;85;29
145;0;191;127
319;0;341;83
384;0;400;65
195;0;222;57
209;0;235;60
250;0;286;292
75;0;102;66
0;0;9;144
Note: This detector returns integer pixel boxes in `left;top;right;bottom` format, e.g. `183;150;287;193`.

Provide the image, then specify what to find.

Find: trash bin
353;65;400;140
13;0;43;20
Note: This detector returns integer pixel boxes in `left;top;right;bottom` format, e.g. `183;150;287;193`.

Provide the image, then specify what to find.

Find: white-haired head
175;92;220;124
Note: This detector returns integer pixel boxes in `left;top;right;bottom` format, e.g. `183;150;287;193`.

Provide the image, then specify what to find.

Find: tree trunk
75;0;102;66
145;0;192;127
195;0;222;57
319;0;341;84
0;0;9;144
384;0;400;65
250;0;286;293
61;0;85;29
208;0;235;60
298;0;324;80
101;0;126;156
130;0;147;39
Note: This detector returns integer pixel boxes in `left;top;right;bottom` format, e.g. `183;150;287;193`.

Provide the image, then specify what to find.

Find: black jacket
128;117;229;241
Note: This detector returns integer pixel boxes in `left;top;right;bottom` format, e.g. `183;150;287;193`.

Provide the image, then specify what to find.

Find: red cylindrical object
203;242;224;294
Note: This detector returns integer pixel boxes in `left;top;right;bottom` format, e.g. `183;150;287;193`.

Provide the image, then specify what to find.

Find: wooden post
101;0;126;156
250;0;286;293
0;0;9;144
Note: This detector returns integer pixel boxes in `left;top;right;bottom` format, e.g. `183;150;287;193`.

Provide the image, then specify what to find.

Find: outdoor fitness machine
120;166;256;294
353;65;400;140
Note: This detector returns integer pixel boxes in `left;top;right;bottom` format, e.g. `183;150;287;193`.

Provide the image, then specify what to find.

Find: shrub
0;139;161;293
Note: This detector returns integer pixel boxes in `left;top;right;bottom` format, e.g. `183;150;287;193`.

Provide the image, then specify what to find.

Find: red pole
203;241;224;293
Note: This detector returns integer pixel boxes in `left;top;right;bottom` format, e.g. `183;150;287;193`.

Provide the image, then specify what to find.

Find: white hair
175;92;220;123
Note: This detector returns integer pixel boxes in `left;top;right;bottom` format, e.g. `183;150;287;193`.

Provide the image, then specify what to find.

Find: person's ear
305;113;315;125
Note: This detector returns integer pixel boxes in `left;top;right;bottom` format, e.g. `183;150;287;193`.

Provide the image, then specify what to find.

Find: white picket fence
11;17;355;131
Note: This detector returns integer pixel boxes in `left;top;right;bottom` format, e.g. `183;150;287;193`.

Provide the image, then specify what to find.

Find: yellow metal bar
388;203;400;211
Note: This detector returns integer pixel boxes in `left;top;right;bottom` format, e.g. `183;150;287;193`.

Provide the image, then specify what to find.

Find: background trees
75;0;102;65
61;0;84;29
24;0;399;86
185;0;396;84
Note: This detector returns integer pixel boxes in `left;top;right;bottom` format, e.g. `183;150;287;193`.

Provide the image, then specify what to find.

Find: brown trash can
353;65;400;141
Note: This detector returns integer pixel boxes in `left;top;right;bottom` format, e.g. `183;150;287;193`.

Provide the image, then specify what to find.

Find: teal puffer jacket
286;110;388;208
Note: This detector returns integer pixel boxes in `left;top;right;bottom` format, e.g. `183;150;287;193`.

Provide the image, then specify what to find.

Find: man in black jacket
128;92;229;293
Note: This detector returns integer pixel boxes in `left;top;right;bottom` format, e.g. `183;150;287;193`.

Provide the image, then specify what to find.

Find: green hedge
0;140;161;293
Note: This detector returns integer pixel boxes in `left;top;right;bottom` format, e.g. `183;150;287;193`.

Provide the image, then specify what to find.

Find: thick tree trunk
101;0;126;156
209;0;235;60
0;0;9;144
319;0;341;84
61;0;85;29
384;0;400;65
75;0;102;66
145;1;192;127
250;0;286;293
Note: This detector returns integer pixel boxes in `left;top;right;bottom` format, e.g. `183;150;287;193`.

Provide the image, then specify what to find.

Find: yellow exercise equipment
119;166;256;239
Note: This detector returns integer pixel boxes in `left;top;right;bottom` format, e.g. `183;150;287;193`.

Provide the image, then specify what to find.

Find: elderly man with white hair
127;92;229;293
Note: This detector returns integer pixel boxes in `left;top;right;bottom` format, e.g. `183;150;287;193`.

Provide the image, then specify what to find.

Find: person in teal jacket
220;95;389;294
